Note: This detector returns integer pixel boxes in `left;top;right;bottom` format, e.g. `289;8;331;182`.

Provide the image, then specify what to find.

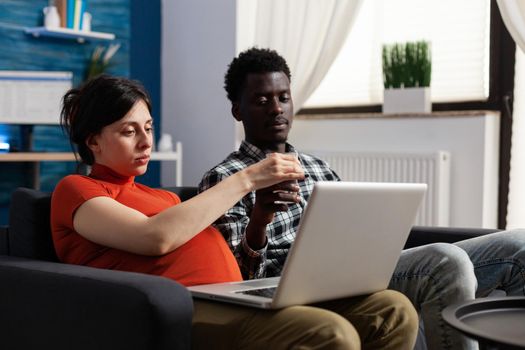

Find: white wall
161;0;237;186
289;113;500;228
160;4;500;229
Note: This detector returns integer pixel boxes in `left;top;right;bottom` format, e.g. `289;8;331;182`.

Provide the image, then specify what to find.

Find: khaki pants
192;289;418;350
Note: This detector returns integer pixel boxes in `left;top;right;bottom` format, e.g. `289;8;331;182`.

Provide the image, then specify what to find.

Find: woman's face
88;100;153;177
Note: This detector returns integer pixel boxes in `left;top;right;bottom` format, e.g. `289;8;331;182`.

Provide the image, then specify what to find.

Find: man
199;47;525;350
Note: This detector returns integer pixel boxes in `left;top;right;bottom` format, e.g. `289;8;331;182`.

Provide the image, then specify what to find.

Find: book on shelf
55;0;67;27
57;0;86;30
66;0;74;28
74;0;86;30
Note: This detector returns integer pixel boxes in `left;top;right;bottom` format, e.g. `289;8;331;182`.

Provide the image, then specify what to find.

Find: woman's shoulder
54;174;113;201
57;173;94;185
55;174;103;191
51;175;114;229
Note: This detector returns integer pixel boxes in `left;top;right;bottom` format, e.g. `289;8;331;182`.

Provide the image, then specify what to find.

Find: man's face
233;71;293;152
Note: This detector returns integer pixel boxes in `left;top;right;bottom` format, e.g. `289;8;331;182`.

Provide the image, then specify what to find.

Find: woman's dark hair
60;74;151;165
224;47;292;103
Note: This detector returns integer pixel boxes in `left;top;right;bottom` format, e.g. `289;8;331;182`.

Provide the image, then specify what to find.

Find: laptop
189;181;427;309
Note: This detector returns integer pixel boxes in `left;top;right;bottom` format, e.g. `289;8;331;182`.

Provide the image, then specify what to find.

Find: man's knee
420;243;477;301
427;243;475;280
352;290;418;349
313;318;361;350
499;229;525;256
278;306;361;350
372;289;419;331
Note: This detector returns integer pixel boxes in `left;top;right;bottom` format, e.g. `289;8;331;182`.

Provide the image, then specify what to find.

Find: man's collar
239;140;267;160
239;140;296;159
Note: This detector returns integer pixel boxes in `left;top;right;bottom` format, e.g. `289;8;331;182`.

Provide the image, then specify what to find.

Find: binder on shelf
55;0;67;27
66;0;74;28
80;0;86;30
73;0;85;31
55;0;87;31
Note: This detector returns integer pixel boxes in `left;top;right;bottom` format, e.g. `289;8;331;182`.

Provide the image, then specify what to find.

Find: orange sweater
51;163;242;286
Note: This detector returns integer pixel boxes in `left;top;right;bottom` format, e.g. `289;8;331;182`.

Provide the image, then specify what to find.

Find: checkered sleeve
198;167;268;279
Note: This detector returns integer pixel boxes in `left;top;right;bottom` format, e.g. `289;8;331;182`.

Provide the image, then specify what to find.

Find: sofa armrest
404;226;502;249
0;255;193;350
0;225;8;255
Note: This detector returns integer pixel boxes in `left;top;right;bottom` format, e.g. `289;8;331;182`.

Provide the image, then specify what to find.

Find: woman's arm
73;153;304;256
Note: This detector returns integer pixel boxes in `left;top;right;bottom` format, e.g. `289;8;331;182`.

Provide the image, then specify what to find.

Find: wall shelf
0;142;183;188
24;27;115;43
0;151;179;162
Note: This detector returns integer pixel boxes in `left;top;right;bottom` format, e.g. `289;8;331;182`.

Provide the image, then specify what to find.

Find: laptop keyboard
238;287;277;298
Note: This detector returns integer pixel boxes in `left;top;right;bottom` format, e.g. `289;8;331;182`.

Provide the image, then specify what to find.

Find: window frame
297;0;516;228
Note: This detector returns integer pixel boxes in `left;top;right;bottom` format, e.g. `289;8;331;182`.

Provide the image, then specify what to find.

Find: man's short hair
224;47;292;103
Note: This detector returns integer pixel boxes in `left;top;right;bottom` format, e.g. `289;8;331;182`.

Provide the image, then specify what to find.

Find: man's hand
245;181;300;250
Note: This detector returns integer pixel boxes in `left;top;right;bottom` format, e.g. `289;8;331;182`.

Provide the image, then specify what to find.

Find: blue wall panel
0;0;130;85
0;0;133;224
130;0;161;188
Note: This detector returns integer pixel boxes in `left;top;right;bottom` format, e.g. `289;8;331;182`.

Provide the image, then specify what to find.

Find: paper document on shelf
0;71;72;125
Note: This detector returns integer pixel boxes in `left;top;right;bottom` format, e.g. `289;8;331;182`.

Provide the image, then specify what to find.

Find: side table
442;296;525;349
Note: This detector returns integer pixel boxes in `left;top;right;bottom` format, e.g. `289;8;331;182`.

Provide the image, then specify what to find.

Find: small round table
442;296;525;349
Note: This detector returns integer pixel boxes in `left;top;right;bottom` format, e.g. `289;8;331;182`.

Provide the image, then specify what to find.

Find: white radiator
306;151;451;226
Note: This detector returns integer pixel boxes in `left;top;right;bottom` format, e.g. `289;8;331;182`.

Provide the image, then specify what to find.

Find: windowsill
294;110;500;120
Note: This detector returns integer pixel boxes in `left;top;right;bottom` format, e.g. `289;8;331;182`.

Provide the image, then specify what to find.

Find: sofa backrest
8;186;199;262
9;188;58;261
0;226;9;255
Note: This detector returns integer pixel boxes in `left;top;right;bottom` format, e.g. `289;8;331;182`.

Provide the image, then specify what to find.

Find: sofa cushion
9;188;58;262
0;226;8;255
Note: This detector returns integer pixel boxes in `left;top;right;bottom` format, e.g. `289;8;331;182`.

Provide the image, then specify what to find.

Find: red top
51;163;242;286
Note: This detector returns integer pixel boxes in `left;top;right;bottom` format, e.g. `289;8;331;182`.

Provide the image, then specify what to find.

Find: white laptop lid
189;181;426;309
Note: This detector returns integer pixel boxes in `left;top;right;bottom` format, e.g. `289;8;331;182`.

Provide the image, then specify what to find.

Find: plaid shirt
198;140;340;279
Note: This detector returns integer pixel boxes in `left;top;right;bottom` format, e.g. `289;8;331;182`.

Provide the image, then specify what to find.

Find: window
303;0;491;108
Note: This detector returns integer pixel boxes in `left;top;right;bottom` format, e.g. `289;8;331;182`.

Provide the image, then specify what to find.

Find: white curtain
237;0;363;111
498;0;525;52
507;49;525;229
497;0;525;228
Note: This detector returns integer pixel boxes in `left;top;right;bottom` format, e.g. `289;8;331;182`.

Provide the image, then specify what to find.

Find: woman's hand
242;153;304;191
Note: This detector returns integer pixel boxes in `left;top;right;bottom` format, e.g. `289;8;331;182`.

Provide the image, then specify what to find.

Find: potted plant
84;43;121;81
382;40;432;114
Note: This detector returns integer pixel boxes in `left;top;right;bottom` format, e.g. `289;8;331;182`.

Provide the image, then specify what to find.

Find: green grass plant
383;41;431;89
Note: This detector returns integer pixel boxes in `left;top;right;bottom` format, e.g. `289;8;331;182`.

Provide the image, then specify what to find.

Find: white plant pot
382;87;431;114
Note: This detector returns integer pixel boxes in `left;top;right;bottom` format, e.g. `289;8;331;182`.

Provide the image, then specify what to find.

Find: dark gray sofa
0;187;197;350
0;186;501;350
